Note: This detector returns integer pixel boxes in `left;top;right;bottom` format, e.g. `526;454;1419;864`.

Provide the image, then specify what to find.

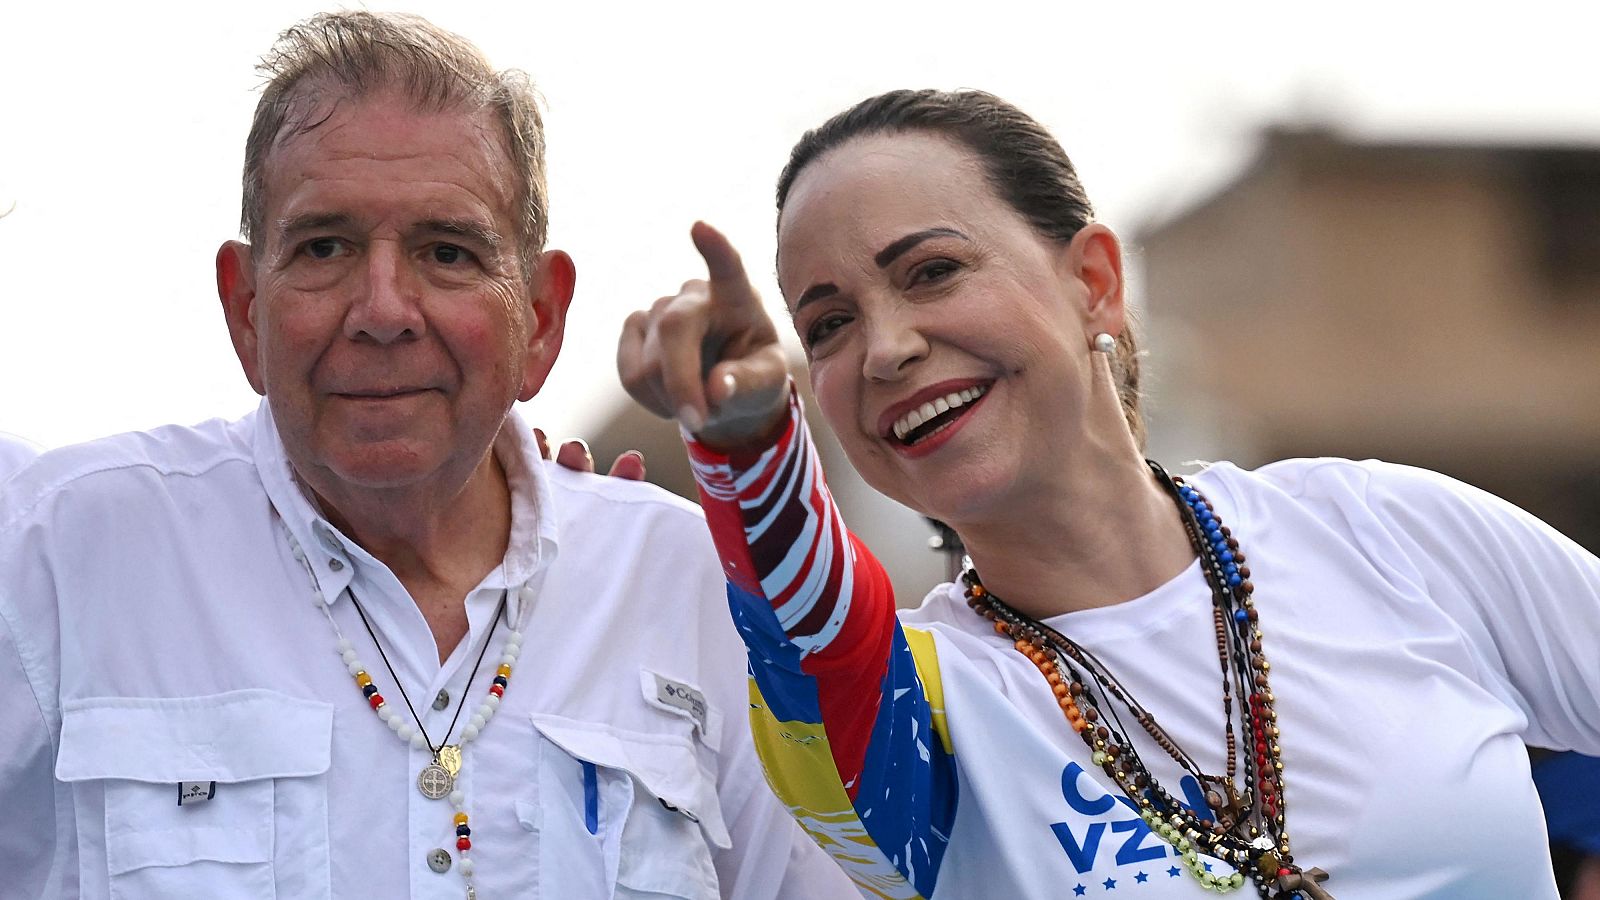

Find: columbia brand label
653;674;709;733
177;781;217;806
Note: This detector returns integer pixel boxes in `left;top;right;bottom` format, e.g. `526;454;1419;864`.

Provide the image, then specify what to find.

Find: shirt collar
252;398;561;622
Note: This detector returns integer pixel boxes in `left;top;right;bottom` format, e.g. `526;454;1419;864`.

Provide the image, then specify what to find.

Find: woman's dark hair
776;89;1145;448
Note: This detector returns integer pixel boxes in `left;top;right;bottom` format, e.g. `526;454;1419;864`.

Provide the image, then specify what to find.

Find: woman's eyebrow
874;227;969;268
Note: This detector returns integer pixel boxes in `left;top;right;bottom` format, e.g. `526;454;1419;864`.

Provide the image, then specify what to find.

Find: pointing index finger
690;221;756;308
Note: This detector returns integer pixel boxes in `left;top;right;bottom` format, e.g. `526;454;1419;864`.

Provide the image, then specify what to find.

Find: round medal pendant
417;762;454;800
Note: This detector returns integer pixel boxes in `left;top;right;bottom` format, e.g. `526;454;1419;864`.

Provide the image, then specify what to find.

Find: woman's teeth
892;385;988;442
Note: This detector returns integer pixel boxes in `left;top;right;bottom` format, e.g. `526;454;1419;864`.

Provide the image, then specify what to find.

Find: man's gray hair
240;11;548;262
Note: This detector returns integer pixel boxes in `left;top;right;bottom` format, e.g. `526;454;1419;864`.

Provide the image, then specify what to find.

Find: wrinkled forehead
266;80;506;167
258;87;518;224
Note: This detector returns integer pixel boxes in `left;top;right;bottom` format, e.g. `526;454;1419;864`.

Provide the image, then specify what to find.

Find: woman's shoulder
1189;456;1488;514
1187;456;1565;561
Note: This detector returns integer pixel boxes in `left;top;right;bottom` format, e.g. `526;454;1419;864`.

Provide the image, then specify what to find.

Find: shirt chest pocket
523;715;732;900
56;690;334;900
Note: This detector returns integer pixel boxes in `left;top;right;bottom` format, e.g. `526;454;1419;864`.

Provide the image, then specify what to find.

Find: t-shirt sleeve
1354;462;1600;753
686;386;957;899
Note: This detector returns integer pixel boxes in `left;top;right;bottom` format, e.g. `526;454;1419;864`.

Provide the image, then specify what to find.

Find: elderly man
0;12;851;899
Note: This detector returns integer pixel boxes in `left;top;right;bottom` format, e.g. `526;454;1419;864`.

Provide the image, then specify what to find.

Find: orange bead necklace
964;462;1333;899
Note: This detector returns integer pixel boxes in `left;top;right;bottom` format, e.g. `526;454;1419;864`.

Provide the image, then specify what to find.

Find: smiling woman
618;89;1600;900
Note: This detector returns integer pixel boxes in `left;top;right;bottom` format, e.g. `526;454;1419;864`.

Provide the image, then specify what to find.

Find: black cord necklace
288;520;527;900
349;588;507;797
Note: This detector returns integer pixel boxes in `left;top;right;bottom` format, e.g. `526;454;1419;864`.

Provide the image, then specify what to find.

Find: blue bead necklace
964;461;1333;899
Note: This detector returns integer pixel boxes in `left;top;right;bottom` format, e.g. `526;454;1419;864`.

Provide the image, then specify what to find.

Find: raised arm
618;224;956;898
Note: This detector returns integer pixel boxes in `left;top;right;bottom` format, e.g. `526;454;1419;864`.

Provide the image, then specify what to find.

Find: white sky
3;0;1599;448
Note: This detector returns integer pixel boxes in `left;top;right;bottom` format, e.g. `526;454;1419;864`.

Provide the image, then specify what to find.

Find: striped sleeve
687;387;958;899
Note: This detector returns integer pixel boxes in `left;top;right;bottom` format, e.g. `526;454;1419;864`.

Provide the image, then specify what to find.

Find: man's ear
217;241;266;396
1068;223;1127;339
518;248;576;402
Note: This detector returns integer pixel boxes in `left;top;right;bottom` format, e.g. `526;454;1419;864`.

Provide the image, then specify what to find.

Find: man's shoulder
541;461;706;523
539;463;723;577
1;415;258;529
0;431;42;480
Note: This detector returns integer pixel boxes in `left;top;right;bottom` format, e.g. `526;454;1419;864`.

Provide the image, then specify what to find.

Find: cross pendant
1276;867;1334;899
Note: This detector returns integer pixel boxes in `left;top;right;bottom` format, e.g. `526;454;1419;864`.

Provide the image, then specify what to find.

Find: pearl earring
1092;333;1116;354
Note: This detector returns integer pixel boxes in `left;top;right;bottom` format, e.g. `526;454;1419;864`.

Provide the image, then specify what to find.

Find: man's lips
331;387;435;399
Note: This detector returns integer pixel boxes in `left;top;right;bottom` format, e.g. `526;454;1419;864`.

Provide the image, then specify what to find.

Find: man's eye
305;238;345;260
432;244;469;265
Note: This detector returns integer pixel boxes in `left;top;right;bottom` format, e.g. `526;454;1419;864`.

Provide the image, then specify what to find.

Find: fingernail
677;405;705;432
555;439;591;470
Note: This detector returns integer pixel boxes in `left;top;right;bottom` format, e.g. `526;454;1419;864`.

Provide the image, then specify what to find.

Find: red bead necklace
288;528;528;900
963;462;1333;899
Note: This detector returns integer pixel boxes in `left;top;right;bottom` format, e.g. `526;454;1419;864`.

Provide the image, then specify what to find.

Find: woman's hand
617;222;790;452
534;429;646;480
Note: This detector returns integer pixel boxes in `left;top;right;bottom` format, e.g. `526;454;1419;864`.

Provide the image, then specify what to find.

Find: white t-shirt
0;401;854;900
900;458;1600;899
688;392;1600;900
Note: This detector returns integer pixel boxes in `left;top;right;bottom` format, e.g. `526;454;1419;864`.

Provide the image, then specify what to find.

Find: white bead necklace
287;528;530;900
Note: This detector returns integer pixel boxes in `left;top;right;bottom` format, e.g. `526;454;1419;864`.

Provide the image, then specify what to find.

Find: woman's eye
912;259;958;284
806;313;851;348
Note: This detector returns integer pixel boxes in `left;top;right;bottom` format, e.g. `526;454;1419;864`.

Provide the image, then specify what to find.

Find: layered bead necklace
288;530;527;900
963;461;1333;899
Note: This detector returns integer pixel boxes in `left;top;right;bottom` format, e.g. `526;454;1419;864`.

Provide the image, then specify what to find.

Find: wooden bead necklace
963;462;1333;899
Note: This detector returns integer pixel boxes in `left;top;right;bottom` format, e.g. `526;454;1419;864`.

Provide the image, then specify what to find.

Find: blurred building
1138;126;1600;553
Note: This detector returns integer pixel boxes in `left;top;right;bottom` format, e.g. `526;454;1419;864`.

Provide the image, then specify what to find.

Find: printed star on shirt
1167;866;1182;877
1135;872;1149;883
1074;886;1087;896
1103;877;1117;890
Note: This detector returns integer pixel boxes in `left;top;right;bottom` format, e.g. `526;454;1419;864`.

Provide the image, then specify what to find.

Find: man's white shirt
0;401;852;899
0;430;41;484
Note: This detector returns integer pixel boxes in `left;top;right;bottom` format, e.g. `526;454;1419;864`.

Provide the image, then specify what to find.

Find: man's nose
345;241;425;343
862;308;930;383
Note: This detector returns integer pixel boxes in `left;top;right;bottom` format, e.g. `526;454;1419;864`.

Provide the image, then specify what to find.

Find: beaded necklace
963;461;1333;899
347;589;507;799
288;530;527;900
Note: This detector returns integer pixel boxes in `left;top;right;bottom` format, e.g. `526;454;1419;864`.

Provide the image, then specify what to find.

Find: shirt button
328;558;345;571
427;848;452;873
432;689;450;711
